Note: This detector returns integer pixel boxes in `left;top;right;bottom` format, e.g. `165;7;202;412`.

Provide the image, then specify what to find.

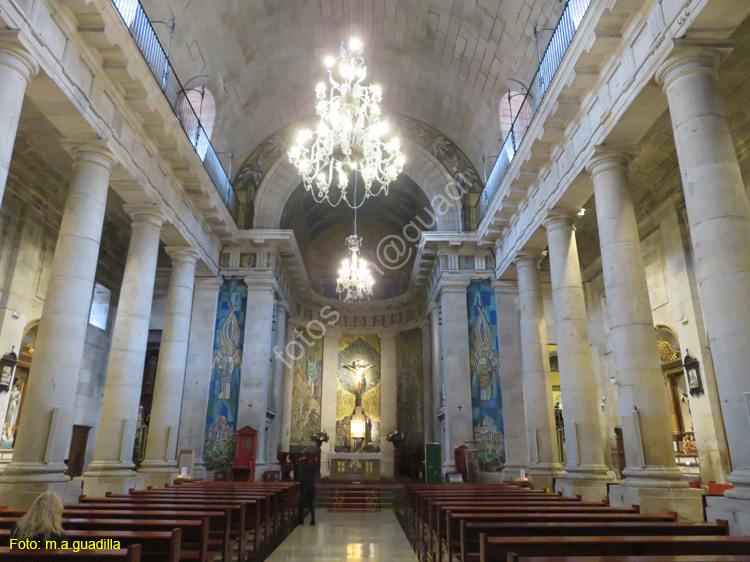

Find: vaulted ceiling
138;0;563;173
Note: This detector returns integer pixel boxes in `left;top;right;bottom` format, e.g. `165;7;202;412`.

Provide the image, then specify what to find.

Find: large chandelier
288;37;405;208
336;233;375;302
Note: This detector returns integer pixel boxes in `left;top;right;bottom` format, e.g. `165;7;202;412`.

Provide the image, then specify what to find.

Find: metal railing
470;0;592;229
110;0;240;224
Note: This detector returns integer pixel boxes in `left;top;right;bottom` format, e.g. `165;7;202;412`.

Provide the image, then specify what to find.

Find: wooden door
66;425;91;478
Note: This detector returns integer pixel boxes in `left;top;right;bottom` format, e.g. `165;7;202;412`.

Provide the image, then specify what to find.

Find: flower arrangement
310;429;329;443
386;430;405;444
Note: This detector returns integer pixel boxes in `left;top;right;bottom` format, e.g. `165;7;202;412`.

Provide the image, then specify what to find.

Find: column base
724;469;750;500
82;467;143;497
555;474;613;502
706;495;750;535
137;464;180;489
0;480;82;508
526;463;565;491
608;483;703;521
253;462;267;482
500;464;528;482
192;463;206;480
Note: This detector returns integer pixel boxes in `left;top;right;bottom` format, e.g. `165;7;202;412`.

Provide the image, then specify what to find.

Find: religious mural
335;334;381;450
467;282;505;471
289;336;323;449
204;279;247;471
396;328;424;449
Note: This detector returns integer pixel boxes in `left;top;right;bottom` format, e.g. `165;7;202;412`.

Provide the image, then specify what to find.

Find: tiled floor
265;511;418;561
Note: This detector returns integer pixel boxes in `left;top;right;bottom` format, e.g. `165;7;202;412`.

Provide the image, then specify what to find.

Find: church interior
2;0;750;559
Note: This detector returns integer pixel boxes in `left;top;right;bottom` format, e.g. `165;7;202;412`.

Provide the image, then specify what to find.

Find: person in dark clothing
295;455;316;525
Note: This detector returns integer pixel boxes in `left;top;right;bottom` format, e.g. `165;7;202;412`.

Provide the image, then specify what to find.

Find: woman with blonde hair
11;491;69;543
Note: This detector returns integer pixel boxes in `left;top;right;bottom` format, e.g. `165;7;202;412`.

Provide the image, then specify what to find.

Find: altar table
327;453;383;481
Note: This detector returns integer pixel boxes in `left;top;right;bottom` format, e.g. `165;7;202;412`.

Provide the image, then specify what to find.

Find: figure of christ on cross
343;359;373;407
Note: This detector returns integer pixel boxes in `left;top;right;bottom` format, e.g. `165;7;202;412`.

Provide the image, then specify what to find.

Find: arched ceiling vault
138;0;564;174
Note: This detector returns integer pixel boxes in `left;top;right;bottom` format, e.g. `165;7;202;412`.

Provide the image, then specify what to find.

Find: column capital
492;280;519;295
542;211;578;233
0;37;40;84
378;331;398;343
585;148;633;178
244;270;276;292
513;251;544;269
124;205;168;228
438;274;470;294
655;42;729;91
194;276;223;291
166;246;200;265
275;299;290;315
65;142;117;172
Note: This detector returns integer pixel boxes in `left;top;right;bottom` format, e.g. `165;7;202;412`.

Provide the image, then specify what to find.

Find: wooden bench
0;529;178;562
79;497;251;559
0;544;141;561
479;535;750;562
454;522;728;562
507;553;750;562
0;518;207;562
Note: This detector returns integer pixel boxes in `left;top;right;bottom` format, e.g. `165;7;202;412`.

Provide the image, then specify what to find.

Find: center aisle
265;511;418;561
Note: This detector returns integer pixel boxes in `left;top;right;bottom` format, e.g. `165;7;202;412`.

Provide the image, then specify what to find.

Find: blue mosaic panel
204;279;247;471
467;281;505;471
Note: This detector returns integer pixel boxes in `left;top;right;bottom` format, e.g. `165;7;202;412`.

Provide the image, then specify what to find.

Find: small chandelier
288;37;405;208
336;233;375;303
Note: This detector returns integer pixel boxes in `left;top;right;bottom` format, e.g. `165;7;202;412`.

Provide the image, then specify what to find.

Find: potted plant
386;430;405;448
310;429;329;449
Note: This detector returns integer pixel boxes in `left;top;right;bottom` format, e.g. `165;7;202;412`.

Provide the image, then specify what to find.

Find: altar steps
315;487;397;512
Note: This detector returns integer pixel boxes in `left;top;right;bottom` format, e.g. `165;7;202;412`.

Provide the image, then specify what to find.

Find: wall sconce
0;347;17;392
683;349;703;396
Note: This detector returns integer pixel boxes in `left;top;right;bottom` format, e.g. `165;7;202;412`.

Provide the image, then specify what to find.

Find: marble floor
265;511;418;561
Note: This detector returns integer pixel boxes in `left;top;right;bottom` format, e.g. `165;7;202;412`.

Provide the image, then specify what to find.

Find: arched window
180;86;216;160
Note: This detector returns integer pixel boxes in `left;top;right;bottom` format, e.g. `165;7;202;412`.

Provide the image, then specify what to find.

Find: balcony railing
470;0;592;230
110;0;240;224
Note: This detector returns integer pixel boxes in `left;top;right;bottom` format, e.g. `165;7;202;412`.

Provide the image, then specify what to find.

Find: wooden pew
0;544;141;561
455;522;728;562
444;512;679;562
0;518;208;562
426;504;638;562
0;529;178;562
479;535;750;562
506;557;750;562
79;496;251;559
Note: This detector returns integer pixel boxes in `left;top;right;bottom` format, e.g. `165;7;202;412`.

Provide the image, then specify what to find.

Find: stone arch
253;138;462;231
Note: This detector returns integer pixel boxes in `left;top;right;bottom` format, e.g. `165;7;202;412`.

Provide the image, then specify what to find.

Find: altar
327;453;383;481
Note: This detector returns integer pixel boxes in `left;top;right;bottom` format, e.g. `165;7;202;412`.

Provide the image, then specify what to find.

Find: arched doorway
655;326;698;475
1;320;38;452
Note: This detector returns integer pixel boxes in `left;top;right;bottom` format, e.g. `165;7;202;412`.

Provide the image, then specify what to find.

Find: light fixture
336;175;376;302
287;35;405;208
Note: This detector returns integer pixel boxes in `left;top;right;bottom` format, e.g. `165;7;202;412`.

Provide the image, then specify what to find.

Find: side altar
328;453;383;481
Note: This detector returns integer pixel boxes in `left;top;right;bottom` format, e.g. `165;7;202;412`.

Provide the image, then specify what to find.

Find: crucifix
343;359;373;448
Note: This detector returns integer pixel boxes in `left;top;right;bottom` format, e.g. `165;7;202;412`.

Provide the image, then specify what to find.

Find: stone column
658;50;750;499
438;277;473;473
319;331;340;477
543;214;612;500
429;304;443;443
176;276;221;479
0;146;115;507
138;247;199;486
279;318;297;453
379;331;398;478
494;282;530;482
84;206;166;495
238;272;276;480
587;151;699;516
515;253;563;490
0;40;39;209
420;318;434;444
266;301;289;471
